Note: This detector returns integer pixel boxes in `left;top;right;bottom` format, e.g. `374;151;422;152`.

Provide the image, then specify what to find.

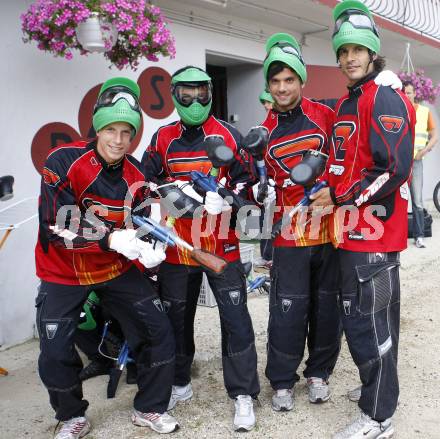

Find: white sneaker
347;385;362;402
332;412;394;439
167;383;193;410
307;377;330;403
132;410;179;434
233;395;255;432
271;388;294;411
54;416;91;439
415;237;426;248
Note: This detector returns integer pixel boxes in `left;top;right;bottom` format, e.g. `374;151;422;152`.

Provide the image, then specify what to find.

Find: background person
403;80;438;248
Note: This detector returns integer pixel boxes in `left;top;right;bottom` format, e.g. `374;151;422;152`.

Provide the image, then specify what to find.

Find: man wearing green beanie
310;2;416;437
35;77;179;437
254;31;342;413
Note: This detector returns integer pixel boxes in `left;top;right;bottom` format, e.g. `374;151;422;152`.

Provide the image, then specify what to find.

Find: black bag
407;208;433;238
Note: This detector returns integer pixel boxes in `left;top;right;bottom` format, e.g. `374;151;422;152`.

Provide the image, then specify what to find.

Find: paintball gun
190;135;256;211
271;150;328;238
132;215;227;274
242;126;270;203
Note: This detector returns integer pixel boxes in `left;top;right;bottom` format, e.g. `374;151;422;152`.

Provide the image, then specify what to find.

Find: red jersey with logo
142;116;255;265
35;140;148;285
261;97;335;247
326;75;416;252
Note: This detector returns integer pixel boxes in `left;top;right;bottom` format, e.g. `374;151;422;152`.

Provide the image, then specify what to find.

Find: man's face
268;67;302;112
404;84;416;104
338;44;375;86
96;122;132;164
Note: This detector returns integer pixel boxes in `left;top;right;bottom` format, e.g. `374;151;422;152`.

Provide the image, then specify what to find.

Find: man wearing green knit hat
35;76;180;437
255;32;343;413
310;2;416;438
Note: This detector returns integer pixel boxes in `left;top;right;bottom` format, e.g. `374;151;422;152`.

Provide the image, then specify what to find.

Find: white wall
227;64;267;133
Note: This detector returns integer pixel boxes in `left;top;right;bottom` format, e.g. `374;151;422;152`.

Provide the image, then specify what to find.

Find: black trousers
36;266;175;421
265;244;342;390
158;260;260;399
339;250;400;421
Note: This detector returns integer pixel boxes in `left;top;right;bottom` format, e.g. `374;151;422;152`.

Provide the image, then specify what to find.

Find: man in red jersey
142;65;259;432
255;32;341;412
35;77;179;437
310;2;415;437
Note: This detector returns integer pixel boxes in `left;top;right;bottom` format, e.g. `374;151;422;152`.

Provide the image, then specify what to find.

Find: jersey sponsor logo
269;134;324;173
355;172;390;206
42;167;61;186
378;115;404;133
82;198;128;225
332;121;356;161
329;164;345;176
168;157;211;177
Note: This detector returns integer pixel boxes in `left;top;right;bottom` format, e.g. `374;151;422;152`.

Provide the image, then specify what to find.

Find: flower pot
75;13;118;53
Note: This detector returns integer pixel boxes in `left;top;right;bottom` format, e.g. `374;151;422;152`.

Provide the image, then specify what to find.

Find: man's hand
138;241;166;268
108;229;141;260
309;187;334;208
252;179;276;208
414;150;424;161
204;191;224;215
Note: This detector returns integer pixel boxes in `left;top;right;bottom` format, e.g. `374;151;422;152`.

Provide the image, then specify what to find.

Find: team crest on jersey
332;121;356;161
378;115;404;133
168;157;212;177
269;134;324;173
42;167;61;187
82;198;129;225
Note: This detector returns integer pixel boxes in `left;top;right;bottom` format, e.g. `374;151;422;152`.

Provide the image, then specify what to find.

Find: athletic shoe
271;388;294;412
332;412;394;439
347;385;362;402
54;416;91;439
307;377;330;403
78;359;112;381
132;410;179;434
415;237;426;248
233;395;255;431
167;383;193;411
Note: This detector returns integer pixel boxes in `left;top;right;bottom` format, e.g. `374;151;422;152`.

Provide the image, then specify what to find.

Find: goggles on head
265;42;305;65
93;86;141;114
171;82;212;107
333;9;379;37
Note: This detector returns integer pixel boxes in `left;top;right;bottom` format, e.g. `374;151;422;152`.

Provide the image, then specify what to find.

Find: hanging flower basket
75;12;118;53
398;69;440;104
20;0;176;70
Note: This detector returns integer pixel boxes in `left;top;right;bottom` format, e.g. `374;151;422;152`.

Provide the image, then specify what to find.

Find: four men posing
35;1;417;438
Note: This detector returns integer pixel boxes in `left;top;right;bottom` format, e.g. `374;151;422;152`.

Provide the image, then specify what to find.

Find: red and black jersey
141;115;255;265
36;140;149;285
261;97;335;247
326;74;416;252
